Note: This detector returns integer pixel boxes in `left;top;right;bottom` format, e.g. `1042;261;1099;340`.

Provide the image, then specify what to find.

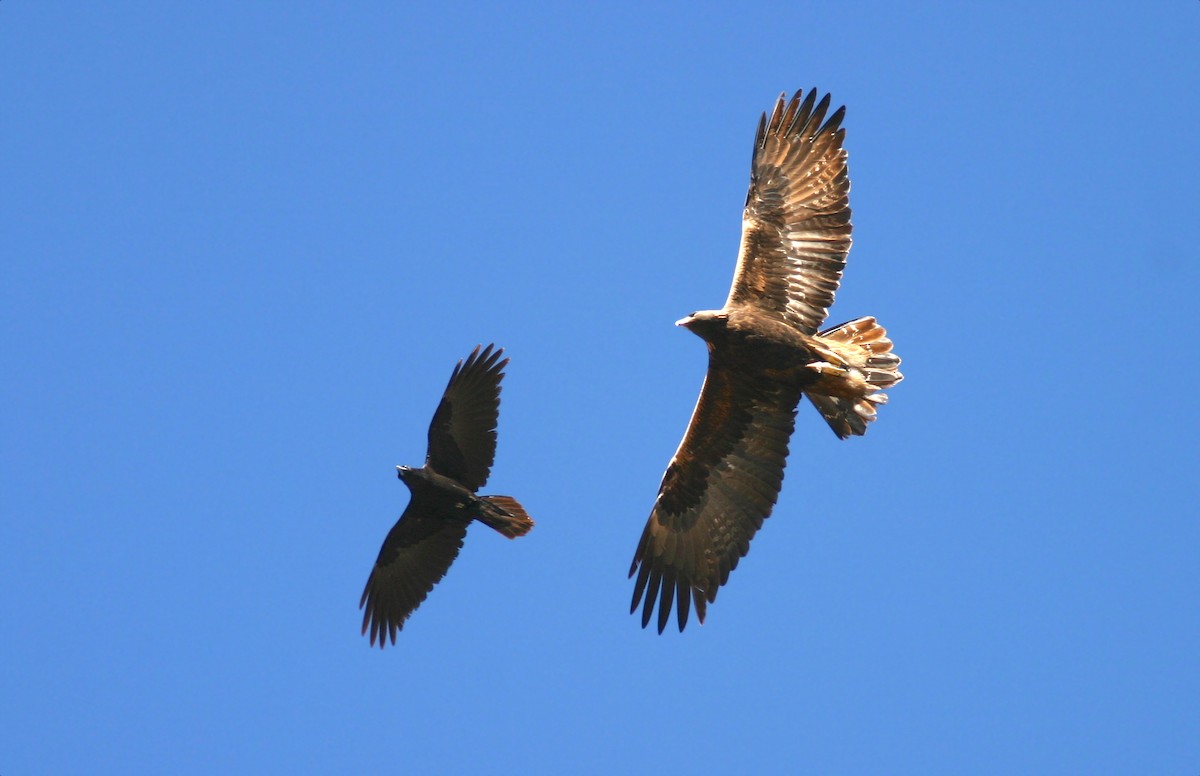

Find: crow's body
360;344;532;647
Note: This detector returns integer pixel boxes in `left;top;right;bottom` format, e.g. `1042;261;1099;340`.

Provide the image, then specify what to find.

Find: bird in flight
360;344;533;646
629;88;903;633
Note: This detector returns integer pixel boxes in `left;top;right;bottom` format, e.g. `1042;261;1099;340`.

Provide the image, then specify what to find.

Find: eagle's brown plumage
360;344;533;647
629;89;903;633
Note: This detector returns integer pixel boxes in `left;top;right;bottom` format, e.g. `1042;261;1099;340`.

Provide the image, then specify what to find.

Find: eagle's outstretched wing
425;344;507;491
725;89;852;334
360;503;470;647
629;356;802;633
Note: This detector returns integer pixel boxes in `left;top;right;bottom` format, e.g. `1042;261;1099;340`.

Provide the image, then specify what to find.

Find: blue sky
3;3;1198;773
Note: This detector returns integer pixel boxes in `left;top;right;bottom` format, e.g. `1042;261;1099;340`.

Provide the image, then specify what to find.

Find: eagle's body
629;89;903;633
360;344;532;647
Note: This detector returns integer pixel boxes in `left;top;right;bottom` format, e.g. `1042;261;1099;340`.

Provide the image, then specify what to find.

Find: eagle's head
676;310;729;342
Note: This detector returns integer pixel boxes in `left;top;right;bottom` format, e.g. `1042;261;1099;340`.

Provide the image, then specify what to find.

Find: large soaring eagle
629;89;903;633
360;344;533;646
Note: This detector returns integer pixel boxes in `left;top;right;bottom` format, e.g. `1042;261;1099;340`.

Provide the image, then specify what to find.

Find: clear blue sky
3;3;1198;774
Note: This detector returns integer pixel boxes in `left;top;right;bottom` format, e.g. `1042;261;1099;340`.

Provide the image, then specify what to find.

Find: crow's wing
425;344;507;491
359;501;470;647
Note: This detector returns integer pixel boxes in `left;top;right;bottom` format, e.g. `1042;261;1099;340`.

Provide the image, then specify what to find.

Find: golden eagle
360;344;533;646
629;89;903;633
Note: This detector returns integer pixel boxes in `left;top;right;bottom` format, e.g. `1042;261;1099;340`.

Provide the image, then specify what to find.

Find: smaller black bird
360;344;533;647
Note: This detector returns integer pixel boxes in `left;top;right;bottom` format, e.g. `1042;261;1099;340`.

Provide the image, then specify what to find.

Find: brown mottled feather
630;358;801;632
726;89;852;334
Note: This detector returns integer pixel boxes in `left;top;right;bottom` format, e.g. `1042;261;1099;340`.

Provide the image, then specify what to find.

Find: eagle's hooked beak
675;315;694;328
396;465;409;479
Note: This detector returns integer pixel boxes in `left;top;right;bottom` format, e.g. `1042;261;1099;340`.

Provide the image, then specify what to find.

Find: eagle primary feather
360;344;533;647
629;89;903;633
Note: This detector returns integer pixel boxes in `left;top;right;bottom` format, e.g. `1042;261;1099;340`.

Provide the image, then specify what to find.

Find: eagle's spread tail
806;316;903;439
477;495;534;538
